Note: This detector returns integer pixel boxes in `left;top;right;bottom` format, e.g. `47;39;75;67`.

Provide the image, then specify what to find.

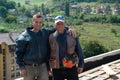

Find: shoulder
16;30;29;41
41;28;50;34
49;33;54;40
67;34;76;44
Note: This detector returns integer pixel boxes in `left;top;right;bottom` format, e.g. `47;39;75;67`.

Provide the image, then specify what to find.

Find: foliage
53;0;120;3
98;0;120;3
25;9;33;17
0;6;8;18
0;26;9;33
33;5;40;13
80;12;84;19
17;2;21;7
52;11;65;17
84;14;120;23
111;28;117;36
65;1;70;17
5;15;17;23
41;4;45;15
72;19;83;25
0;0;6;6
83;40;108;58
85;14;102;22
106;15;120;23
6;1;16;9
19;5;26;13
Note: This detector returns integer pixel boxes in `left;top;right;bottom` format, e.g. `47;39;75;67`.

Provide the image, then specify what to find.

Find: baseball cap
55;15;65;24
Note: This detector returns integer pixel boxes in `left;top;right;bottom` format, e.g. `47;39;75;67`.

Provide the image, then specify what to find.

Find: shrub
83;40;108;58
0;26;9;33
111;28;117;36
72;19;83;25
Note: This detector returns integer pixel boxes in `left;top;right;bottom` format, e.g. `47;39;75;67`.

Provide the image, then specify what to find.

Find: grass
4;0;120;51
0;25;9;33
74;22;120;51
1;20;120;51
2;21;120;51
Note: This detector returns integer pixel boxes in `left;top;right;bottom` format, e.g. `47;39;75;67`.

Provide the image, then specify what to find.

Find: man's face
55;21;65;34
32;18;43;31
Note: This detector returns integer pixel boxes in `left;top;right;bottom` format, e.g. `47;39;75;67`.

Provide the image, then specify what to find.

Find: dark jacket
16;27;54;69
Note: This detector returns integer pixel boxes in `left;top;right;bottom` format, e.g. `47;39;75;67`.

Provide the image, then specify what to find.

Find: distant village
7;0;120;23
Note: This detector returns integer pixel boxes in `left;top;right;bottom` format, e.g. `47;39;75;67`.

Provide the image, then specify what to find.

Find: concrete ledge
84;49;120;71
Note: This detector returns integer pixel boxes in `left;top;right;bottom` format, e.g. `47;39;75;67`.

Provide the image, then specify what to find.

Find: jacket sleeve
75;38;84;68
15;35;28;70
46;26;69;35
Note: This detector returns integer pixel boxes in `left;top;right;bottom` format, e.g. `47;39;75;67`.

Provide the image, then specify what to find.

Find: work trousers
24;63;49;80
52;66;79;80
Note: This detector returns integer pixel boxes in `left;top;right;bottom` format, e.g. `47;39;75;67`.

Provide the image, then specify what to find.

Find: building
0;33;21;80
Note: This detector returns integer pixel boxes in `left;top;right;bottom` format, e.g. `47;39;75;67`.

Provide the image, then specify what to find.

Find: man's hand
77;67;83;74
20;69;27;77
48;71;53;77
68;28;76;38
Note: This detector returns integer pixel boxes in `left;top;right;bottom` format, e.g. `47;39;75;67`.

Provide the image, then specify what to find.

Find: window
3;71;6;77
16;72;20;77
9;45;16;52
11;73;15;78
3;49;5;55
11;52;14;57
16;65;20;70
11;66;14;71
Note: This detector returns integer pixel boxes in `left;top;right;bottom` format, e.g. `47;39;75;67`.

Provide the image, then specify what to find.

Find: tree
20;5;26;13
46;8;50;14
33;5;40;12
5;15;17;23
106;15;118;23
41;4;45;15
25;9;32;17
0;6;8;18
83;40;108;58
18;2;21;7
6;1;16;9
0;0;6;6
65;1;70;17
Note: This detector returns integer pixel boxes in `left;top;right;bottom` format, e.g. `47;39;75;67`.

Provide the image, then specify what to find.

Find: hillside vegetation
9;0;53;7
0;0;120;58
75;23;120;51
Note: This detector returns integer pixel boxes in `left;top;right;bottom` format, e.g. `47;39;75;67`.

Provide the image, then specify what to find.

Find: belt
24;63;41;67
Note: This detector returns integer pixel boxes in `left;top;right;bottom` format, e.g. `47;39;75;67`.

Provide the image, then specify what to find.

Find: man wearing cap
49;15;84;80
15;13;76;80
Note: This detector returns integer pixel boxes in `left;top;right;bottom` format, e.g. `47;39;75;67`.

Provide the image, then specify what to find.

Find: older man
49;15;84;80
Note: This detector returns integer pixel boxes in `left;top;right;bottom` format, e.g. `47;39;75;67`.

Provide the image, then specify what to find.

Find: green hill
9;0;53;7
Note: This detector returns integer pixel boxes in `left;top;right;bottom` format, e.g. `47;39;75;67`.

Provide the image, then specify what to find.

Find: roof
79;59;120;80
0;32;20;45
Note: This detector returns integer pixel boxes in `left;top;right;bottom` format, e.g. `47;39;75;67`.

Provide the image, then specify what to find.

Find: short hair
32;13;43;21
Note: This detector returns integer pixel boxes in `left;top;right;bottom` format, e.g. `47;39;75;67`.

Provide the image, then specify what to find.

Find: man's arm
75;38;84;73
15;35;27;70
46;26;76;37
